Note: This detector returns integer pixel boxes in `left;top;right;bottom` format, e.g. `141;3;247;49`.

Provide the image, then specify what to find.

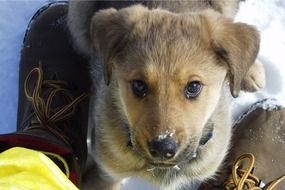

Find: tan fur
241;59;266;92
68;1;264;189
68;0;239;57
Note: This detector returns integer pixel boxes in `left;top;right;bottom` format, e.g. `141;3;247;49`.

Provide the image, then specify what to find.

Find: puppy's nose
148;136;178;160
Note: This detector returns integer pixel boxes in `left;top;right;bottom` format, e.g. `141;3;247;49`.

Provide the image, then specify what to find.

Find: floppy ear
90;5;148;85
206;11;260;97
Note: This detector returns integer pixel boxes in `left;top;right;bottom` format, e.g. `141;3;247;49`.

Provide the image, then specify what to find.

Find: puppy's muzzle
148;136;178;160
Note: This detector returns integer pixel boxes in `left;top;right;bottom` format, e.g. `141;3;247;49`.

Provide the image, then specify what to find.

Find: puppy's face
114;34;227;166
92;5;260;167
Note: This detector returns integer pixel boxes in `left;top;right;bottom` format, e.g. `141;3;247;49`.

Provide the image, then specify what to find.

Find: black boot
0;2;91;186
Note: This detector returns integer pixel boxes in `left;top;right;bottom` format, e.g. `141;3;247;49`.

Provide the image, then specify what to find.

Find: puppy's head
91;5;259;167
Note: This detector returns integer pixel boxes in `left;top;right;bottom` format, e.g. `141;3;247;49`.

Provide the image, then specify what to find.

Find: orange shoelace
224;153;285;190
24;64;89;144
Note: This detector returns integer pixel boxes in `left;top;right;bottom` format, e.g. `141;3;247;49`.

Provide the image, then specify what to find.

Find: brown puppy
68;1;265;189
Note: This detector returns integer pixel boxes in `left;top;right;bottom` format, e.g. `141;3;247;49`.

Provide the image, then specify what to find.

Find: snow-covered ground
0;0;284;189
0;1;46;134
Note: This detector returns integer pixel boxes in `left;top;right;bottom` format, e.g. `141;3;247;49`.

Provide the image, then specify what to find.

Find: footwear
224;153;285;190
198;99;285;190
230;99;285;187
0;1;91;186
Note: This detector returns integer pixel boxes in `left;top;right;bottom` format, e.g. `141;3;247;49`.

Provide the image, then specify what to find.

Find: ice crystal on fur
157;129;176;140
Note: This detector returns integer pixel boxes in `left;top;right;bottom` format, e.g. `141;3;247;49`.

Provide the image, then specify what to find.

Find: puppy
68;1;265;189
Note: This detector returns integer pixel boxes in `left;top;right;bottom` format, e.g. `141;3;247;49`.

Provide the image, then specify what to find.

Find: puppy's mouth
134;141;200;170
122;123;133;148
123;123;214;168
148;162;177;168
146;151;197;171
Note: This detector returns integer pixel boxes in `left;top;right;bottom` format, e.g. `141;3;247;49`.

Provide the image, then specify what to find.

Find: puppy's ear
206;11;260;97
90;5;148;85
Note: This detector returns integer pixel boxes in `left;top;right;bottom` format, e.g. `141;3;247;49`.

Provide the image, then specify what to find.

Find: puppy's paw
241;60;266;92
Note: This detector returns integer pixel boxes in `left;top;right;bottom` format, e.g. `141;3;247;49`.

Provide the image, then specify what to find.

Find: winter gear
230;99;285;187
198;99;285;190
224;153;285;190
0;1;91;186
0;147;78;190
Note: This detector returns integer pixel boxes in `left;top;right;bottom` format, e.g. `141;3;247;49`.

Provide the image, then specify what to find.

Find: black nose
148;136;178;160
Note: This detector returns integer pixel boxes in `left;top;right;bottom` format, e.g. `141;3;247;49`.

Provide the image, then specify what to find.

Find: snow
233;98;285;126
0;0;284;189
0;1;46;133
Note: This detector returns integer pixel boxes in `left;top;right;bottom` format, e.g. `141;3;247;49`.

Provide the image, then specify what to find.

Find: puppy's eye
131;80;148;98
184;81;202;99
